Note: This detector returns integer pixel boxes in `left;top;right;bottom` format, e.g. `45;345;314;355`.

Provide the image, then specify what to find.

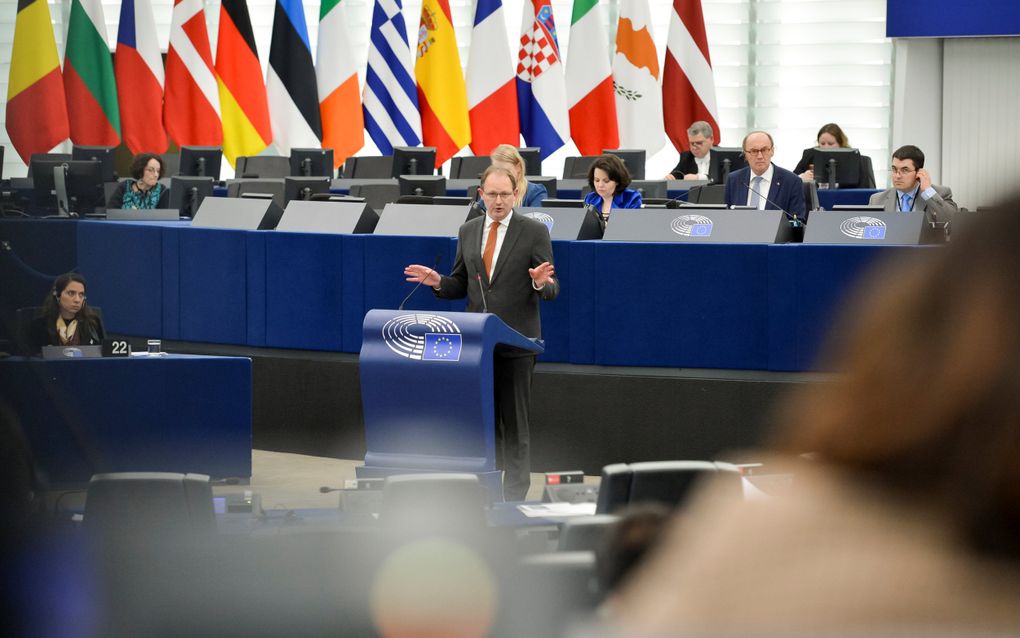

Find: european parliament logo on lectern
381;313;463;362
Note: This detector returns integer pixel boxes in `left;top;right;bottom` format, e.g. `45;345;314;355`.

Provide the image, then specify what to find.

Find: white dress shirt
481;210;513;277
746;164;775;210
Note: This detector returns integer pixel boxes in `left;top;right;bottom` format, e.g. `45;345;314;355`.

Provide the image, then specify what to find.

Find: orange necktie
482;220;499;277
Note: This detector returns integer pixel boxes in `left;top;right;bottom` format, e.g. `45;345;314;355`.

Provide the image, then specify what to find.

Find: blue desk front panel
177;228;252;344
593;242;770;369
263;232;346;350
0;219;79;338
77;221;165;338
0;355;252;485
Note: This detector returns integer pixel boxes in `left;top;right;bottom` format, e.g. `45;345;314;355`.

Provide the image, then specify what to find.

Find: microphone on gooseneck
399;254;442;311
475;271;489;314
743;179;805;228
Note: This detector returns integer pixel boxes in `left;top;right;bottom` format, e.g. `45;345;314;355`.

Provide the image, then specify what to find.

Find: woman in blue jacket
584;154;642;223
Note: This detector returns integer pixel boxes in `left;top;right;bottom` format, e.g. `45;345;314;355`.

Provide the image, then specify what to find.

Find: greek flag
363;0;422;154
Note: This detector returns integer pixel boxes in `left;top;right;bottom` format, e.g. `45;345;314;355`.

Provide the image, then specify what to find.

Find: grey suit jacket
435;211;559;339
869;184;957;224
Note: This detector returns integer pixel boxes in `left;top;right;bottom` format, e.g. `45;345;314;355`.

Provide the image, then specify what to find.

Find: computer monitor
72;145;117;181
391;146;436;177
169;176;215;218
398;175;446;197
603;148;647;180
284;176;331;205
290;148;334;177
711;146;747;183
812;148;862;189
518;147;542;176
27;153;71;178
179;146;223;179
30;159;104;215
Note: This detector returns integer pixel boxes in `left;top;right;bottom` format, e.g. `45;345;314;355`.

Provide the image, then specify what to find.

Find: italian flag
565;0;618;155
64;0;121;145
317;0;364;168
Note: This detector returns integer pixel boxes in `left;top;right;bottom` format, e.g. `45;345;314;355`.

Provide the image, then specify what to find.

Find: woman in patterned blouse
107;153;169;210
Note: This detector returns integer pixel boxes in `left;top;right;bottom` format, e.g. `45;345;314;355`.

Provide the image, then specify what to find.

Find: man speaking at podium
404;166;559;501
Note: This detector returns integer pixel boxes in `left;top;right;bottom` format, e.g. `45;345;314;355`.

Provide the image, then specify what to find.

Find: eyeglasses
689;138;710;148
482;191;515;201
890;167;916;176
744;147;773;156
144;166;161;174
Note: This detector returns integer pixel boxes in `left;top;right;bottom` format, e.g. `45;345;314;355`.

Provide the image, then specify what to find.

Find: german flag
216;0;273;166
5;0;69;164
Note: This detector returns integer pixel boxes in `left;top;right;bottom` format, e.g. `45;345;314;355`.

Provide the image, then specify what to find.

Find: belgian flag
216;0;273;166
5;0;70;164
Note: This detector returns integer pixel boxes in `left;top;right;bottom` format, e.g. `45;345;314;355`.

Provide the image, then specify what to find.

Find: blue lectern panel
264;232;345;350
78;221;164;337
593;242;770;368
341;234;367;351
360;310;541;472
178;228;249;344
567;241;599;363
0;356;252;485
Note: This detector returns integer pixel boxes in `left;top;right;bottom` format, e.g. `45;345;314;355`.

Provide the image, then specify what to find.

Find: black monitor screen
284;176;331;205
603;149;647;180
30;159;104;215
391;146;436;177
179;146;223;179
518;147;542;176
711;147;747;181
539;198;584;208
169;176;215;217
290;148;334;177
812;148;862;188
72;145;117;181
398;175;446;197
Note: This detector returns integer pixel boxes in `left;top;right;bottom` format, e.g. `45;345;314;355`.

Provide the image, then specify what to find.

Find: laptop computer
41;345;104;359
106;208;181;221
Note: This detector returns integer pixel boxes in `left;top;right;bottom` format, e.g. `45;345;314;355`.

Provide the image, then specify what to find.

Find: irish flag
317;0;364;168
64;0;121;145
566;0;617;156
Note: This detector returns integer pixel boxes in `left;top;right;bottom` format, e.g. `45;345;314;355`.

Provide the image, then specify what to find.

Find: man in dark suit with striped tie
404;165;559;501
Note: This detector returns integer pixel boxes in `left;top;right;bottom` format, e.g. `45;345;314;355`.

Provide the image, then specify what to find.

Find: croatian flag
115;0;167;153
466;0;519;156
516;0;569;159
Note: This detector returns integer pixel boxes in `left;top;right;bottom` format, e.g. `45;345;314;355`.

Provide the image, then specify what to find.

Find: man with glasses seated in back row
869;145;958;224
664;121;721;183
724;131;807;220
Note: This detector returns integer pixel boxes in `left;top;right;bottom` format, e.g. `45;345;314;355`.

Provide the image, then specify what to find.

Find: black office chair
687;183;725;205
529;176;557;199
557;515;619;552
595;460;742;514
84;472;216;538
228;179;286;208
342;156;394;179
630;180;667;199
450;156;492;180
858;154;877;188
562;155;603;179
804;179;820;212
349;183;400;213
235;155;290;178
603;148;646;179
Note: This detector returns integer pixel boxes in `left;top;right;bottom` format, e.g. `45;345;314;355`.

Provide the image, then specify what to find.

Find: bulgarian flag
415;0;471;167
317;0;364;168
6;0;69;164
63;0;121;145
565;0;617;155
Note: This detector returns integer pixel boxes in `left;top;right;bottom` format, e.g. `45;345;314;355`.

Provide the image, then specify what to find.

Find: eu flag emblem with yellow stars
422;333;462;361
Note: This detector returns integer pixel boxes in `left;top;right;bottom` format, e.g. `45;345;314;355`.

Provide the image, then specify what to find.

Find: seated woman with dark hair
584;154;642;222
29;272;105;353
107;153;168;209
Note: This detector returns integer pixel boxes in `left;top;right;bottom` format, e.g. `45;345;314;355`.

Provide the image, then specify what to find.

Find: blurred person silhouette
594;505;670;613
602;193;1020;635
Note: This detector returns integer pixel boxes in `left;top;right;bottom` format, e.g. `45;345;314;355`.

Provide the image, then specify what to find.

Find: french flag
466;0;519;156
115;0;168;154
516;0;569;159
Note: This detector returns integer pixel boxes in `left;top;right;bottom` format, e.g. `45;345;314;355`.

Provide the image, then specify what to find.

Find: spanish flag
216;0;273;166
415;0;471;167
5;0;70;164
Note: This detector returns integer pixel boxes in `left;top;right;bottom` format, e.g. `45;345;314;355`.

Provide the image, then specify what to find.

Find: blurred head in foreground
604;195;1020;635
